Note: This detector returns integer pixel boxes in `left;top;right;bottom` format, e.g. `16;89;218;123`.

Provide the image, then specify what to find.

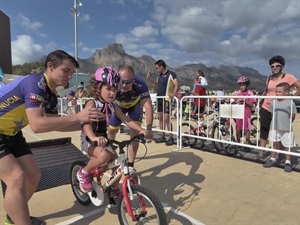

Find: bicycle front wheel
117;185;167;225
181;123;198;147
211;125;238;156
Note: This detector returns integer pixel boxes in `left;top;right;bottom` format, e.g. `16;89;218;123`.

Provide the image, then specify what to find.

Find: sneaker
77;167;93;192
128;166;137;174
110;187;121;200
165;137;174;146
284;163;292;172
5;215;45;225
155;136;166;143
263;159;276;168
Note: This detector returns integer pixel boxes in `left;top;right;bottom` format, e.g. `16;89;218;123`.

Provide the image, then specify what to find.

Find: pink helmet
94;66;120;88
237;76;250;85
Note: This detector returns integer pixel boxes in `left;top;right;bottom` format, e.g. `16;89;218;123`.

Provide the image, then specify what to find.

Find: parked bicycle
181;117;208;148
70;134;167;225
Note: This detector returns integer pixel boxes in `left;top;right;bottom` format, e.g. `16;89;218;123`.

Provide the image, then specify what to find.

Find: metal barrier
58;95;300;158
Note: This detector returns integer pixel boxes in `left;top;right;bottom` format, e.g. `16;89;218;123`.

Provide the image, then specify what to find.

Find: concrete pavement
0;125;300;225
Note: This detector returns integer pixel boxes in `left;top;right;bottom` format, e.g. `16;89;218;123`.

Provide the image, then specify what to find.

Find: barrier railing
58;95;300;158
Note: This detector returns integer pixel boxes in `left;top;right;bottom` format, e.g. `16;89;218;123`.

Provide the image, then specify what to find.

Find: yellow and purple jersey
115;76;150;109
0;73;57;136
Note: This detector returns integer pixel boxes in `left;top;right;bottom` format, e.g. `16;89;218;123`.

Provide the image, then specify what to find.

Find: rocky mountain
77;43;267;92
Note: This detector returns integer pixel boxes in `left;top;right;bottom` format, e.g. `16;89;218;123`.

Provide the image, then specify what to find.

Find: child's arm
292;114;296;122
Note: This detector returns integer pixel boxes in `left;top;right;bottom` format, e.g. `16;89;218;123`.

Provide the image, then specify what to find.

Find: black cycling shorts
0;131;32;159
157;98;171;114
259;107;272;140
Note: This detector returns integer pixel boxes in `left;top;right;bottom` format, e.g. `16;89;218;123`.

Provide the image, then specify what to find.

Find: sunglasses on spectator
121;78;134;85
271;64;282;69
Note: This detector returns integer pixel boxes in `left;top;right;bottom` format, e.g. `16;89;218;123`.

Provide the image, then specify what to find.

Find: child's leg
84;146;113;173
283;146;291;162
236;129;241;143
245;130;251;144
270;141;279;159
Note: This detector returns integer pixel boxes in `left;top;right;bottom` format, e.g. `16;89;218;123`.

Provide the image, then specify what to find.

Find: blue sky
1;0;299;78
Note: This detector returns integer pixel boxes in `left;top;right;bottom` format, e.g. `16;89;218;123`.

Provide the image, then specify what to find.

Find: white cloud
18;14;42;31
139;0;299;76
11;35;43;65
79;13;90;23
17;14;47;37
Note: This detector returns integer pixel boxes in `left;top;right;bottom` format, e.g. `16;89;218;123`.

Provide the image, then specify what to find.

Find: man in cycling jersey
0;50;102;225
108;65;153;172
147;59;179;146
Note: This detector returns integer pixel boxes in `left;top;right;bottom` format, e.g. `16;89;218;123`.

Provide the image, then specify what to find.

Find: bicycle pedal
108;197;117;205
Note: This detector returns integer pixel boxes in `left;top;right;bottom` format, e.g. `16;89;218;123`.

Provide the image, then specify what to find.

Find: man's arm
26;106;100;133
146;72;157;90
140;97;153;131
170;78;179;98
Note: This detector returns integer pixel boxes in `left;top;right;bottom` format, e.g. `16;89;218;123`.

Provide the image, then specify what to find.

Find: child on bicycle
235;76;256;152
77;67;151;193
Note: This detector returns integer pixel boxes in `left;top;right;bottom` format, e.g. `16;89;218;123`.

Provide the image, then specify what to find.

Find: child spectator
191;76;206;117
192;70;208;92
235;76;256;152
263;82;297;172
77;67;151;194
67;90;77;114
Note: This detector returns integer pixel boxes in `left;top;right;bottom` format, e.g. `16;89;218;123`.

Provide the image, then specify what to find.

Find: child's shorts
269;130;295;147
235;117;251;131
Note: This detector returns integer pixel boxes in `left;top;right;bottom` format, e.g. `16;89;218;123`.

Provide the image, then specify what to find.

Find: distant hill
13;43;268;92
78;43;266;92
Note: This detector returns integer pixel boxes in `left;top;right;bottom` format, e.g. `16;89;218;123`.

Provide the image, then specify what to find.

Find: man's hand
146;71;152;79
139;129;153;143
77;106;103;123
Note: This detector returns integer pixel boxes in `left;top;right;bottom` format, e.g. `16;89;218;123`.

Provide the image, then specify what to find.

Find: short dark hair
118;65;134;76
276;82;290;91
44;50;79;69
154;59;166;69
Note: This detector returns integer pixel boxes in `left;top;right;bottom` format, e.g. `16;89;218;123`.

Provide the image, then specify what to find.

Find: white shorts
269;130;295;147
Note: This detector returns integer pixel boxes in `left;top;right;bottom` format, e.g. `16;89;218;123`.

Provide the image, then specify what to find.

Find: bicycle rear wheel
250;117;260;139
181;123;198;147
117;185;167;225
70;161;91;205
211;125;238;156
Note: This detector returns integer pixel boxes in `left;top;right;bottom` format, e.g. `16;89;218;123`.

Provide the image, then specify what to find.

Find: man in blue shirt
147;60;179;145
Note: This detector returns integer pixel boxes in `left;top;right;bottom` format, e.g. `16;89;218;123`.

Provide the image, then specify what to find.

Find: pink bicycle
70;134;167;225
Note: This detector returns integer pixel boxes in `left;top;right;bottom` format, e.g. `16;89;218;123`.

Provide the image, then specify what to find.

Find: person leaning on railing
257;55;300;160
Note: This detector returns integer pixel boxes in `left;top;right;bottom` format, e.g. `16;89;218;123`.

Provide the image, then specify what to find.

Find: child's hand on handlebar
91;136;107;146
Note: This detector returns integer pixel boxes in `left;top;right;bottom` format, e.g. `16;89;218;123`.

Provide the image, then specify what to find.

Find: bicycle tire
211;125;238;156
70;160;91;205
181;123;198;147
250;117;259;137
117;185;167;225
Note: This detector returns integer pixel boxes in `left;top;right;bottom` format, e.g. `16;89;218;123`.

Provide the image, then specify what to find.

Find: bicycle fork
122;175;146;221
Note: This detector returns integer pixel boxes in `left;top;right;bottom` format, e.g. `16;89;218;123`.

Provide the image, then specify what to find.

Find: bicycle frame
88;136;145;221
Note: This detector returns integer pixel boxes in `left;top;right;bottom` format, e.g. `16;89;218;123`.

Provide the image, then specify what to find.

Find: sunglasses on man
121;78;134;85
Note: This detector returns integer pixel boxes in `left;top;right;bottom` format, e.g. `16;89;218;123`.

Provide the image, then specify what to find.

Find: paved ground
0;125;300;225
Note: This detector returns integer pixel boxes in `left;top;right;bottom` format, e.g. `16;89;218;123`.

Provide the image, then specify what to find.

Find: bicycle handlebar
90;134;146;151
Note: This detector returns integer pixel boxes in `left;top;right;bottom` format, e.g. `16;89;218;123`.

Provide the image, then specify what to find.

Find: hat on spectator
77;84;84;89
69;90;75;96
